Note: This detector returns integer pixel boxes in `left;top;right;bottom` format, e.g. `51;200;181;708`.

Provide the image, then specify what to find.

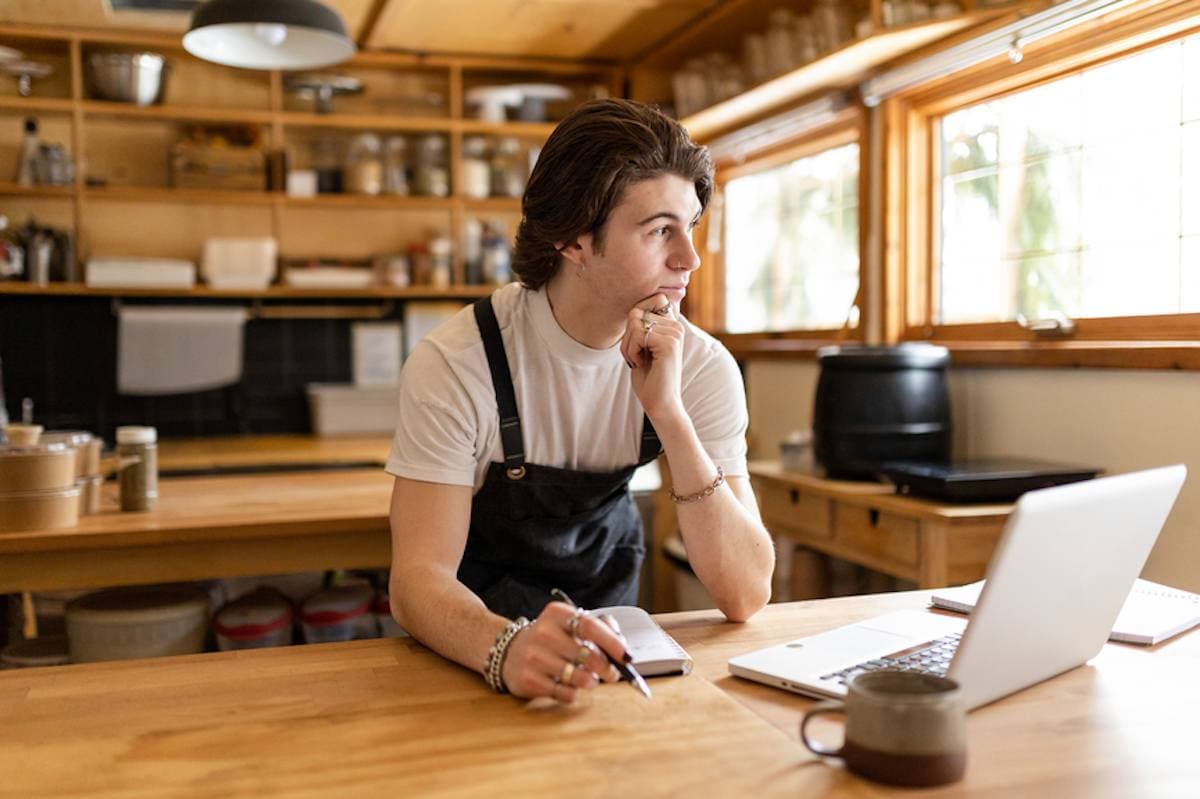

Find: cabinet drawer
755;481;833;540
833;505;920;567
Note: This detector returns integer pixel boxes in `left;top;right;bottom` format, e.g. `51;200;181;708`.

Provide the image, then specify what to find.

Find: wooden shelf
0;95;75;114
457;120;558;138
80;100;274;125
461;196;523;213
84;186;278;205
679;14;1002;141
0;282;497;300
279;112;452;132
0;181;74;198
283;193;455;210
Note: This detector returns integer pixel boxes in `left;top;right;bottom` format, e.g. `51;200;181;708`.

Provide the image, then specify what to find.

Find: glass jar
481;222;511;286
407;241;432;284
413;134;449;197
116;425;157;512
312;137;343;194
765;10;796;76
383;135;409;195
459;136;491;199
489;137;525;198
345;133;383;195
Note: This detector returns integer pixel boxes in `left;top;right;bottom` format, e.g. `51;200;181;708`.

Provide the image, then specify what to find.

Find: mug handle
799;700;847;759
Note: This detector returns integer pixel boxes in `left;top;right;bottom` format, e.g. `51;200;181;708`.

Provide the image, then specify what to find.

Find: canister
116;426;157;511
300;584;376;643
66;584;209;663
0;441;75;492
213;587;294;651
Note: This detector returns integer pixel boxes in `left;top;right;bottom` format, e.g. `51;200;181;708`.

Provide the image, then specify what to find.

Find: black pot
812;344;951;480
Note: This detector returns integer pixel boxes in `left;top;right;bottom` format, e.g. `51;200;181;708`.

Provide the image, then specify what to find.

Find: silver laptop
729;465;1186;710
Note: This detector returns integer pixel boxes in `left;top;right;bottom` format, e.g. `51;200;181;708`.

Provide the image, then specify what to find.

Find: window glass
937;34;1197;323
723;142;859;333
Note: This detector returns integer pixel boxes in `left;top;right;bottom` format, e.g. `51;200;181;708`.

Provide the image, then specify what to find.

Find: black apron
457;296;661;620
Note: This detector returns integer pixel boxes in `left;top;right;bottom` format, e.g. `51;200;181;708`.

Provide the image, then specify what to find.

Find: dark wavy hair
512;98;713;290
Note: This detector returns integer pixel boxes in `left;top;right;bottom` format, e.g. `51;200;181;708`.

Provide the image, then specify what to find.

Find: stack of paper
931;578;1200;646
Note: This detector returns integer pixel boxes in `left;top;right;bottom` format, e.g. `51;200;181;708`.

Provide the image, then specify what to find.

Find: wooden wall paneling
81;201;274;263
276;206;450;261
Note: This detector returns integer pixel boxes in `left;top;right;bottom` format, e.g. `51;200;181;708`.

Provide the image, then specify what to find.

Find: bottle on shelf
490;137;526;198
463;217;483;284
15;118;40;186
313;137;344;194
429;236;452;288
481;222;511;286
0;215;24;281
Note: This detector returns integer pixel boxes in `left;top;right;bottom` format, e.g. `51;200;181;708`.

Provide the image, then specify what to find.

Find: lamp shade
183;0;355;70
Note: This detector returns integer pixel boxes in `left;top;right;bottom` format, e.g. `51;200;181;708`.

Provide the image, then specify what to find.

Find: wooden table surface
0;468;394;592
2;591;1196;798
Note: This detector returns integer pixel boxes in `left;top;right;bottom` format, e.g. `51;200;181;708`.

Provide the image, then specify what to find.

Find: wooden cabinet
0;24;618;298
750;460;1011;590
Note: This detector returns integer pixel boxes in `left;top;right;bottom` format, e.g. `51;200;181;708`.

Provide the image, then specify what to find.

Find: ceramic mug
799;670;967;787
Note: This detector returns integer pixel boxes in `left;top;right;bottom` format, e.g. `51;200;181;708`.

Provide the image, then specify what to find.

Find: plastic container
213;587;294;651
66;584;209;663
812;344;951;480
0;441;75;491
76;475;103;515
0;485;80;532
300;585;376;643
306;383;399;436
201;237;278;290
42;430;101;478
1;635;70;668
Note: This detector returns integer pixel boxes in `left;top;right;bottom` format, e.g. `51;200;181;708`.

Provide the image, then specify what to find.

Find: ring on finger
572;644;591;667
642;318;656;334
559;661;576;686
566;609;583;639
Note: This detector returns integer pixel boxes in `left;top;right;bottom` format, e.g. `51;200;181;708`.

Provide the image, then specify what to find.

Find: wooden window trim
697;105;868;356
884;0;1200;369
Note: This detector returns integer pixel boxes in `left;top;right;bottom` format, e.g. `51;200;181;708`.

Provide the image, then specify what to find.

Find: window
936;34;1199;325
722;141;860;334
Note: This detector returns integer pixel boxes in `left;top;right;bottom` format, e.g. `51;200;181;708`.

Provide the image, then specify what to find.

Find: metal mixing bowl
86;52;168;106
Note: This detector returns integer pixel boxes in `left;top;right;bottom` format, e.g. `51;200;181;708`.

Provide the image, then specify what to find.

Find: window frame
696;104;869;360
884;0;1200;369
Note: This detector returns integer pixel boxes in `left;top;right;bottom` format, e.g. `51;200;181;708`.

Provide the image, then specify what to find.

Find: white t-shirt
386;283;748;493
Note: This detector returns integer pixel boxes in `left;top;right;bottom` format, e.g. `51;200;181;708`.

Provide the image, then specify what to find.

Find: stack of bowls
41;430;104;515
0;426;80;532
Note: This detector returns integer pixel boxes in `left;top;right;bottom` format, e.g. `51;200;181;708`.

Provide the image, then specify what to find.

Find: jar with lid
429;236;452;288
407;241;432;284
116;425;157;512
459;136;491;199
489;137;526;198
383;135;409;195
764;9;796;76
463;217;483;284
413;134;449;197
345;133;383;195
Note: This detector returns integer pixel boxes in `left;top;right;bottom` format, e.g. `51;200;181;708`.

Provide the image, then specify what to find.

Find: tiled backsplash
0;296;385;441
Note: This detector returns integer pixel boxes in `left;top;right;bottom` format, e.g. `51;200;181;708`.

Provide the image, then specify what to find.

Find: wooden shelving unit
0;23;615;299
0;281;495;300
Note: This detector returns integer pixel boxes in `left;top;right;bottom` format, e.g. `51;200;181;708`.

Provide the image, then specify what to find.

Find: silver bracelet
669;466;725;504
483;616;529;693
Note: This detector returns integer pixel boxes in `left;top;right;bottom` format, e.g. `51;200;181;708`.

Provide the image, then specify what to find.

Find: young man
387;98;774;702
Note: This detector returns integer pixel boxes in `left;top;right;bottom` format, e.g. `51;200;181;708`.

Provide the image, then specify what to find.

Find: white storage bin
201;237;278;290
213;587;294;651
300;585;376;643
307;383;399;436
66;584;209;663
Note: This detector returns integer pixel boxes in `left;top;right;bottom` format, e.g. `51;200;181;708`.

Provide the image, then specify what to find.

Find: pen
551;588;652;699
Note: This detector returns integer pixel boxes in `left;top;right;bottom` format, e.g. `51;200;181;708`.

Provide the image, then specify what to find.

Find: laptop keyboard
820;632;963;685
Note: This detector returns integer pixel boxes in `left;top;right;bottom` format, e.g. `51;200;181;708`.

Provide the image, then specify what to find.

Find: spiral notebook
931;578;1200;646
593;605;693;676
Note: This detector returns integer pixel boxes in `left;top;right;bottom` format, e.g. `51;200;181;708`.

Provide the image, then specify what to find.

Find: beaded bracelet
483;616;529;693
669;466;725;504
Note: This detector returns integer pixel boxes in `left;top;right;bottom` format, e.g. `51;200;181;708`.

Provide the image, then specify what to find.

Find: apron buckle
506;465;526;480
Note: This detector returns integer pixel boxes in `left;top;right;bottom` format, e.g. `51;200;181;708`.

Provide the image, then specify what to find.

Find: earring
576;263;585;278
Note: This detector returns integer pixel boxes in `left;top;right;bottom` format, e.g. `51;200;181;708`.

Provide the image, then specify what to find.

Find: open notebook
931;578;1200;646
593;605;693;676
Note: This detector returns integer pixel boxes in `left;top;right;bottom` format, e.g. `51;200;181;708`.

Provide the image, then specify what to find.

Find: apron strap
473;296;526;475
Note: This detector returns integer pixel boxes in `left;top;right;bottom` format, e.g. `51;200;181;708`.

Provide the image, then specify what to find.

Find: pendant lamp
183;0;355;71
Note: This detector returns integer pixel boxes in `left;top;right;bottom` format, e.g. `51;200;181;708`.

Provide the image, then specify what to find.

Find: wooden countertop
2;591;1196;797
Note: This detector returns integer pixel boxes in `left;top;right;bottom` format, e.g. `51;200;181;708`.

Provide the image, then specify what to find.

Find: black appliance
812;344;951;480
880;458;1101;503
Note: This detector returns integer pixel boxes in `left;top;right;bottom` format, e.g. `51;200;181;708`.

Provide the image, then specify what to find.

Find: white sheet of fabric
118;306;247;396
